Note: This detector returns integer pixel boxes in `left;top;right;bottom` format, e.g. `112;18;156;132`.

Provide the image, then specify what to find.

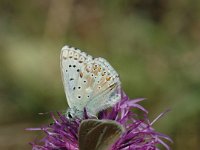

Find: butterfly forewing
61;45;121;117
61;46;92;109
78;119;124;150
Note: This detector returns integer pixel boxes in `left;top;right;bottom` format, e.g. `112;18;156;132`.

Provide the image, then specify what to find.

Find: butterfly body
61;45;121;119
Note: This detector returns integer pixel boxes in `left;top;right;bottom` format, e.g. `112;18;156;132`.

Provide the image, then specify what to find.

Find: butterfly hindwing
78;119;124;150
79;57;121;115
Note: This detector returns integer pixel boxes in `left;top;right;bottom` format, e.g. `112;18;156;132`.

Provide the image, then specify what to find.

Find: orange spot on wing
80;72;83;78
98;67;101;72
106;77;111;81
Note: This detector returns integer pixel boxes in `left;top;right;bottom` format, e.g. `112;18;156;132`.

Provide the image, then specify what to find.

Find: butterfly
60;45;121;119
78;119;124;150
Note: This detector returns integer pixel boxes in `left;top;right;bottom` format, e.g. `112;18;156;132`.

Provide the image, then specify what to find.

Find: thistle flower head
28;91;172;150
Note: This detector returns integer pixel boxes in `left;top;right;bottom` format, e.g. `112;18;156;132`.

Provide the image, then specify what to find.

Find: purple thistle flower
28;91;172;150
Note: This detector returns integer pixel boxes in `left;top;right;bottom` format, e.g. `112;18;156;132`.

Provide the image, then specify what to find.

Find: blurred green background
0;0;200;149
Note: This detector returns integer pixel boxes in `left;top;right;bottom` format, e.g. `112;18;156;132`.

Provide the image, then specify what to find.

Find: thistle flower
28;91;172;150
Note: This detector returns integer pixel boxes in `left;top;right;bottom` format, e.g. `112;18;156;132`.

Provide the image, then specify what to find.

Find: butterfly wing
61;45;121;116
61;46;93;110
84;57;121;114
78;119;124;150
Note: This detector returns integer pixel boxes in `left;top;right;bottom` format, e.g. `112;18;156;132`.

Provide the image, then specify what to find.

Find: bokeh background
0;0;200;149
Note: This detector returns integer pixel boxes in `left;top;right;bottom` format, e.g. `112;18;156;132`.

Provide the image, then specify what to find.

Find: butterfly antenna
38;109;66;115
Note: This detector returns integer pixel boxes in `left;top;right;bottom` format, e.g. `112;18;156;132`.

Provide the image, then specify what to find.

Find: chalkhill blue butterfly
60;45;121;119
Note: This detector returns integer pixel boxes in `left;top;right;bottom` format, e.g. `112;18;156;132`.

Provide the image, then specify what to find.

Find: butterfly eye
67;112;73;119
